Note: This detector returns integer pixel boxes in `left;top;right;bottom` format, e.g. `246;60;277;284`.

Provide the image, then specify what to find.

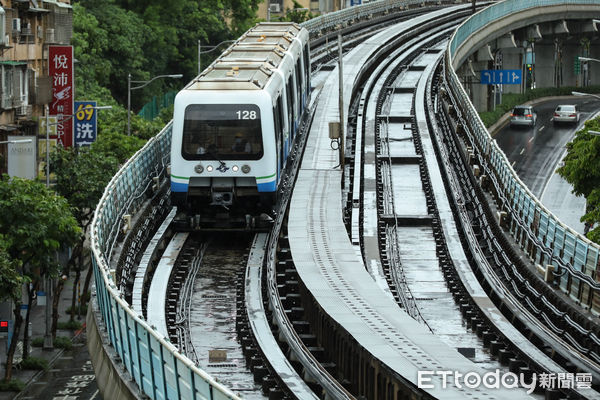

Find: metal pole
43;276;52;349
267;3;271;22
198;40;201;76
127;73;131;136
45;104;49;188
338;33;344;168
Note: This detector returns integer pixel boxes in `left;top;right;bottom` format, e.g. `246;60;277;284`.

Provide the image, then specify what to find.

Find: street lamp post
127;74;183;136
197;40;236;76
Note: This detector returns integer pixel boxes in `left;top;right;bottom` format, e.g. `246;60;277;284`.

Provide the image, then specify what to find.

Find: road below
494;97;600;234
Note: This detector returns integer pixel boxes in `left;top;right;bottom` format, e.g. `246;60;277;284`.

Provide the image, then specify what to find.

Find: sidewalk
0;274;88;399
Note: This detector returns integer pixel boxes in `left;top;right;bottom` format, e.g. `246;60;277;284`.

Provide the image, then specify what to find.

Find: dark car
510;105;537;128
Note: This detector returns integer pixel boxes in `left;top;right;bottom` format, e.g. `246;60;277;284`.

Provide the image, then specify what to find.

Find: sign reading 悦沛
49;45;74;148
74;101;97;146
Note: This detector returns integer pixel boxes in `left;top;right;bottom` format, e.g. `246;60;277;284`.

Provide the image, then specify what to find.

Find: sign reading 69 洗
74;101;97;147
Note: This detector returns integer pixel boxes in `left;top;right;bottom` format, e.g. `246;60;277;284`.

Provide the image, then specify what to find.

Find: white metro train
170;22;311;230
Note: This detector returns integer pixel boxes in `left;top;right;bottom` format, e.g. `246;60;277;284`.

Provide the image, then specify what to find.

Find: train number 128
236;110;257;120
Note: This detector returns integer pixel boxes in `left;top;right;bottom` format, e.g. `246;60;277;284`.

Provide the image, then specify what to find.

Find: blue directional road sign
74;101;97;147
350;0;362;5
480;69;522;85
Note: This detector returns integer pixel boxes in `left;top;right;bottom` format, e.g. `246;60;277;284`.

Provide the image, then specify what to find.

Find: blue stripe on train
171;181;189;192
257;181;277;192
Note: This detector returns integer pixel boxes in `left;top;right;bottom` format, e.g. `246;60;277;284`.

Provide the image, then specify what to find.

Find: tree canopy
558;118;600;242
73;0;261;113
0;177;80;275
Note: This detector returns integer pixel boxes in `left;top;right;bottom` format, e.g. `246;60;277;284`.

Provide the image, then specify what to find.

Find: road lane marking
528;137;534;143
511;161;516;168
90;389;99;400
539;125;545;132
520;148;525;155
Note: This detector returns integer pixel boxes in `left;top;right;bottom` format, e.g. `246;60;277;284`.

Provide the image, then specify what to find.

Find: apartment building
258;0;319;20
0;0;72;175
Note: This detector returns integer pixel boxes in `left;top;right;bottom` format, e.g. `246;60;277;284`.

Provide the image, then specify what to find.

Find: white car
553;104;580;125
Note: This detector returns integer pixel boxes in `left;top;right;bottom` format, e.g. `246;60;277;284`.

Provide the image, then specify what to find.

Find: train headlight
241;164;251;174
232;165;239;172
206;165;214;172
194;164;204;174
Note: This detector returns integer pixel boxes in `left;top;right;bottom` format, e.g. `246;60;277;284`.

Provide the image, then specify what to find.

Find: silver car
510;105;537;128
553;104;580;125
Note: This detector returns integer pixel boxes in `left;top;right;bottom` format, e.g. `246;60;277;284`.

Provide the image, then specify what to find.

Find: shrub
53;336;73;350
66;305;88;315
31;337;44;347
0;379;25;391
20;357;48;370
58;320;83;330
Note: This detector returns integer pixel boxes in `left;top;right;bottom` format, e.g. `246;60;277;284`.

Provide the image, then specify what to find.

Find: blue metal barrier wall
89;1;490;398
90;123;240;400
446;0;600;311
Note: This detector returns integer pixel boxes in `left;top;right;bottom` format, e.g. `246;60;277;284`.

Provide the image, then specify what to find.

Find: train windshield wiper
206;149;227;169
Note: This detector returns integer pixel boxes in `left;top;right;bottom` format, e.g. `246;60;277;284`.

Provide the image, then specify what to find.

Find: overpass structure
88;0;600;398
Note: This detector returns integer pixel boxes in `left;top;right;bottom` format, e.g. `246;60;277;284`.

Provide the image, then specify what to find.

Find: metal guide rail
87;1;519;399
445;0;600;312
286;4;531;399
430;61;600;397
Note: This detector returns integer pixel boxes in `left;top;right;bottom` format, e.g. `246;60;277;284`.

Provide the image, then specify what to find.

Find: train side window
274;101;283;170
296;59;303;97
277;95;285;140
304;44;310;89
286;76;294;133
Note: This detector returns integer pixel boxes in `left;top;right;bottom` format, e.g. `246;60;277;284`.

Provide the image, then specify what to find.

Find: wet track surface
188;234;266;400
494;97;600;233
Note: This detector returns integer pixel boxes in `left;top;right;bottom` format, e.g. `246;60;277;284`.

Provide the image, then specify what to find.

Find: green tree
0;236;25;383
51;147;119;323
282;0;314;23
0;177;79;380
90;132;147;163
558;119;600;242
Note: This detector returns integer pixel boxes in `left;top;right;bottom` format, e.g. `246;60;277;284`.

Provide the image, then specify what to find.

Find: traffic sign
480;69;522;85
74;101;98;147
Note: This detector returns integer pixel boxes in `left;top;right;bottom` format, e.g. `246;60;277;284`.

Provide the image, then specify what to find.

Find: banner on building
49;45;74;148
74;101;97;147
7;136;36;179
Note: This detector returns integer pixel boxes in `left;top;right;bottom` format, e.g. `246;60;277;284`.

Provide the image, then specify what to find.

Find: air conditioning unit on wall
269;3;281;13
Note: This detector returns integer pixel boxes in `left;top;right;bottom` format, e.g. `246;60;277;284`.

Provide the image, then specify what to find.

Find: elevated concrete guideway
452;2;600;111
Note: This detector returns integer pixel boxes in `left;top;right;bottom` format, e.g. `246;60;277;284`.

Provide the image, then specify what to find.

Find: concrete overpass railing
446;0;600;312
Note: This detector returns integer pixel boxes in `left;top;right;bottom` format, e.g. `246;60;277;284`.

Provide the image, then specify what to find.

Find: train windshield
182;104;263;161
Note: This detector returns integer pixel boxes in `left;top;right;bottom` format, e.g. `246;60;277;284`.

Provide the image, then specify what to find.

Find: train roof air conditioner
269;3;280;13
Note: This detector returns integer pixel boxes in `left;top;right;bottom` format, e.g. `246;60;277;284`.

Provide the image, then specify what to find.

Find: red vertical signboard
49;46;74;148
